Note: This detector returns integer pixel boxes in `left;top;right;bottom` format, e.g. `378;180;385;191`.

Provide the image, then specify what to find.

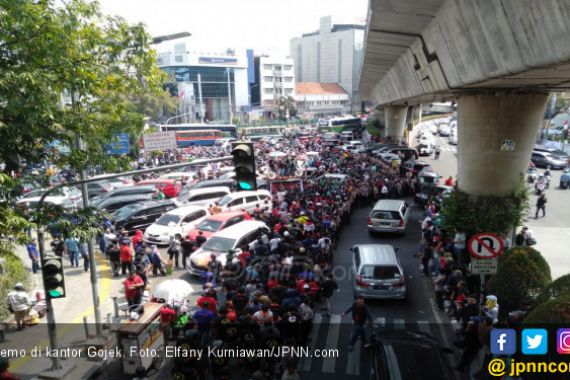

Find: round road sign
467;233;504;259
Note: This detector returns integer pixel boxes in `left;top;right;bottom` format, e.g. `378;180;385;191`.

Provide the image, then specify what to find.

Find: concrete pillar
384;106;407;143
457;92;548;196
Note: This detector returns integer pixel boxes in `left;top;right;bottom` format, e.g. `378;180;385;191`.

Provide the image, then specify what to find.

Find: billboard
142;131;177;151
104;133;130;155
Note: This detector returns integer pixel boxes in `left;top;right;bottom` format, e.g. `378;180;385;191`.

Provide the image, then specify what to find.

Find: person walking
167;234;182;268
64;236;80;268
434;146;441;159
26;242;40;274
341;295;373;351
80;239;90;272
7;283;31;331
320;275;338;317
119;241;133;275
535;193;547;218
106;239;121;276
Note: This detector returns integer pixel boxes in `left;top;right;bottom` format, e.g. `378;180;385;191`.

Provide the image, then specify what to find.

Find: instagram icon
557;329;570;354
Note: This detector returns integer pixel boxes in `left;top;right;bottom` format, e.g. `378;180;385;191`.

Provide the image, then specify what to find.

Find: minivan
95;194;153;213
351;244;406;299
217;190;272;213
188;220;269;275
112;200;178;234
91;185;157;206
367;199;411;234
144;205;210;246
176;186;231;207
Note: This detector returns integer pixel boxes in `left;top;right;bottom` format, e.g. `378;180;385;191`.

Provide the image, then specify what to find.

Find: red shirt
123;275;144;300
120;245;132;263
239;251;251;267
196;296;217;314
296;279;306;295
267;279;279;292
160;306;177;324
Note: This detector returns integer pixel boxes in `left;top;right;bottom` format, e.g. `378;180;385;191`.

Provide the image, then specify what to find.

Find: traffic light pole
37;228;61;371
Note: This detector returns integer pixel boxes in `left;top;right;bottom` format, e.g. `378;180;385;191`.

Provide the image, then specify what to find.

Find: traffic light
42;256;66;299
232;141;257;191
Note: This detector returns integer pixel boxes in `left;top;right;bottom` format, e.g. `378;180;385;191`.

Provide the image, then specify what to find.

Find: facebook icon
491;329;517;355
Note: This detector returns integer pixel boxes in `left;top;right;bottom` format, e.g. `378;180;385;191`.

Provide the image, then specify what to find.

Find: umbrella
269;151;286;158
151;279;193;303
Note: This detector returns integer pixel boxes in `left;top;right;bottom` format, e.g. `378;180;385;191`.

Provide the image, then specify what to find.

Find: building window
264;88;273;94
175;55;183;63
284;65;292;70
285;88;293;94
264;76;273;82
274;65;282;71
284;77;293;82
263;64;272;70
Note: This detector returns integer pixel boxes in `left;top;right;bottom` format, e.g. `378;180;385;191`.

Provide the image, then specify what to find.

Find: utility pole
226;67;233;123
197;73;205;123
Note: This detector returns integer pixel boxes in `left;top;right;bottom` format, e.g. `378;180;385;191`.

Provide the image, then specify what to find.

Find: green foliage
524;294;570;325
487;246;551;318
0;174;34;245
277;96;296;120
366;116;384;136
535;274;570;305
0;0;165;173
0;249;29;322
440;181;529;238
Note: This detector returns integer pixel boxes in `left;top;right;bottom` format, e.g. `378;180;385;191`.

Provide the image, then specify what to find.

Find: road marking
10;254;112;371
418;320;430;334
429;297;459;367
346;339;361;376
394;319;405;329
322;314;341;373
373;317;385;328
300;313;322;372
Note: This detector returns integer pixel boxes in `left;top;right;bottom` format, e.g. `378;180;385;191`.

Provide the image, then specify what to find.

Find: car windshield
196;219;223;232
155;214;181;226
361;265;401;280
201;236;236;252
113;205;138;219
218;194;233;206
381;341;450;380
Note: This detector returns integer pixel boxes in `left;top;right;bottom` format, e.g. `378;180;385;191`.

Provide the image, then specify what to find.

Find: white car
438;124;451;136
144;205;209;245
21;187;82;208
17;196;78;210
379;153;402;166
217;190;272;213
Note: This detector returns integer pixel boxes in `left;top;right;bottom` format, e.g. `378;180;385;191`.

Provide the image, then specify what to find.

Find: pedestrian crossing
298;313;441;377
438;146;456;152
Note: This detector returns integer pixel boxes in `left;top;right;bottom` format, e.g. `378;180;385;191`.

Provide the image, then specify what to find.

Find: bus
241;126;285;140
317;116;362;134
160;123;237;138
175;130;223;147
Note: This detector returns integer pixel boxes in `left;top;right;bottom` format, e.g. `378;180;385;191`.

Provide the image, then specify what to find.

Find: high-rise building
257;56;295;114
290;16;365;111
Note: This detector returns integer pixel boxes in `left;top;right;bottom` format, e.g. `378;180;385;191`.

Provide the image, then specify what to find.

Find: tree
277;96;296;120
534;274;570;305
524;294;570;325
486;246;551;319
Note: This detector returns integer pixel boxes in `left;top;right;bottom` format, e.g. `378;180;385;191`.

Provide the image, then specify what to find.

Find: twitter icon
522;329;548;355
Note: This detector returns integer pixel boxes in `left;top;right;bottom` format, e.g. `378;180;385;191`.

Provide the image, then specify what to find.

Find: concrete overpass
359;0;570;197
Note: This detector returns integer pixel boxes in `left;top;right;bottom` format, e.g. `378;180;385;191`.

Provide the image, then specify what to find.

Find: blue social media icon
491;329;516;355
522;329;548;355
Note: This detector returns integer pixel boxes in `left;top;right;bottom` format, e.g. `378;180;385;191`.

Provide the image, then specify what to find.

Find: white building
156;41;253;123
257;56;295;113
294;82;350;118
290;16;365;110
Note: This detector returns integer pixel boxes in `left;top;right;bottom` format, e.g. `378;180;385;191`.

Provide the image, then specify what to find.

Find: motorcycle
560;169;570;189
526;167;538;183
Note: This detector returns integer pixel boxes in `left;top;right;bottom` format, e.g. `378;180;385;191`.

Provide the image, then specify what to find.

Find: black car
95;194;153;213
86;180;113;199
91;185;157;206
403;160;432;175
383;147;419;161
367;330;456;380
111;200;177;234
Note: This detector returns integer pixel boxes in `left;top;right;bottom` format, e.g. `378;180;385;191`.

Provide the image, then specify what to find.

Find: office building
290;16;365;110
256;56;295;114
295;82;350;118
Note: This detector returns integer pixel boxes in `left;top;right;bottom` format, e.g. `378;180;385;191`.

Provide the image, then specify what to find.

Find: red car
136;179;181;198
186;211;248;242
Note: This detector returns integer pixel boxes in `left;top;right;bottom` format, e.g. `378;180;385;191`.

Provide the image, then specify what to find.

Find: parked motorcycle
527;167;538;183
560;169;570;189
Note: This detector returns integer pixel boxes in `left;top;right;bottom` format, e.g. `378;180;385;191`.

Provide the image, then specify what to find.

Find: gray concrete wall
362;0;570;106
457;92;549;196
385;106;408;142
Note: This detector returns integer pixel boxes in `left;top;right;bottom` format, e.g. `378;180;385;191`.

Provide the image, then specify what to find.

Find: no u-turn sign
468;233;504;259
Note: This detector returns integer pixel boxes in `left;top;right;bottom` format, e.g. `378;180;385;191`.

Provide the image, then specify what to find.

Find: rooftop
295;82;348;95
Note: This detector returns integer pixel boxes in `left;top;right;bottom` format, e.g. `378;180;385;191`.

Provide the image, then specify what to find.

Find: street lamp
151;32;191;45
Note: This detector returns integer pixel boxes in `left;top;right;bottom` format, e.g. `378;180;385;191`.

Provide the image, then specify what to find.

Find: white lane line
300;313;323;372
322;314;341;373
346;339;361;376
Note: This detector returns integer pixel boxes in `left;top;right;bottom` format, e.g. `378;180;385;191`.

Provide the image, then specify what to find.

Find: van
351;244;406;299
367;199;411;234
176;186;231;207
188;220;270;275
144;205;209;245
217;190;272;213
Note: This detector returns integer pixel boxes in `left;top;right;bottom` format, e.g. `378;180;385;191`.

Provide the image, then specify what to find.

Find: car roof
124;199;175;210
187;186;231;195
353;244;398;265
98;194;152;204
138;178;177;184
203;211;247;221
224;189;271;197
164;204;208;215
373;199;406;211
211;220;268;238
110;185;156;192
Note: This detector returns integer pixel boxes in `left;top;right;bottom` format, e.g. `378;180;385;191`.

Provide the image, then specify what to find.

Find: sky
96;0;369;55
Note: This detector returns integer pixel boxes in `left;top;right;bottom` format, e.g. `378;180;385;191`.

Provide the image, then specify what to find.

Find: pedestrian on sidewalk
7;283;31;331
434;146;441;159
26;242;40;274
535;193;547;218
167;234;182;268
80;239;90;272
50;235;65;257
123;270;145;307
64;236;80;268
319;275;338;317
106;239;120;276
119;240;134;275
341;295;373;351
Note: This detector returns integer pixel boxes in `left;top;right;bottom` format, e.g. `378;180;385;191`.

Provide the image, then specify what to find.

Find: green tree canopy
524;294;570;325
487;246;551;319
534;274;570;306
